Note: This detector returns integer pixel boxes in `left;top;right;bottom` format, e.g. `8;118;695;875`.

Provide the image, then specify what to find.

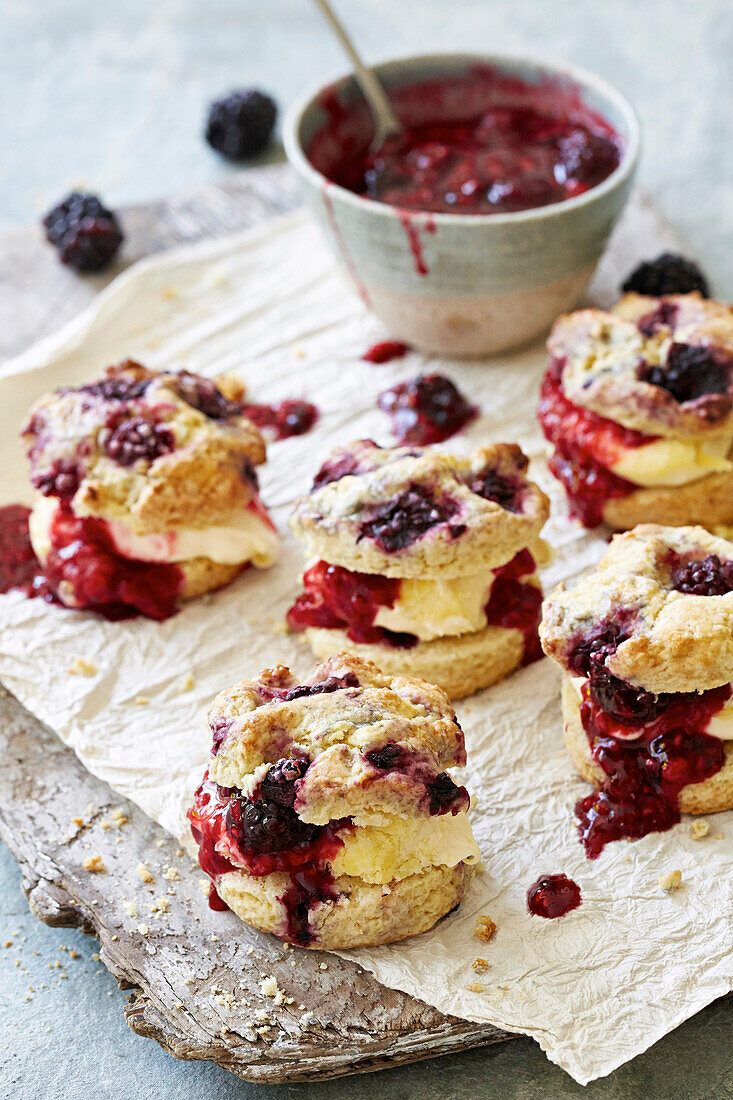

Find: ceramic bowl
283;52;640;357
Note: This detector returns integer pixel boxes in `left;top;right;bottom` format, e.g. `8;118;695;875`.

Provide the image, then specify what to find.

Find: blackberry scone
538;292;733;529
287;440;550;698
22;360;278;619
188;653;480;948
540;524;733;857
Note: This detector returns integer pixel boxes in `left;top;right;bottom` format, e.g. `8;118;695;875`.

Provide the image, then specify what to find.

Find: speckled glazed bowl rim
283;50;640;226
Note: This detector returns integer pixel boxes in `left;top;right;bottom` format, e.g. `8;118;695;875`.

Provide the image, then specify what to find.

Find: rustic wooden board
0;165;512;1083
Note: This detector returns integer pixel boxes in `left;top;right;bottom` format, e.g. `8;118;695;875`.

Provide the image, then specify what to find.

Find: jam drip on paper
378;375;478;445
527;874;582;918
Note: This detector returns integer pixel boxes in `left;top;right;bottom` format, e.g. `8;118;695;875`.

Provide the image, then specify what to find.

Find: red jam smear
0;505;40;593
240;399;319;441
308;67;622;216
484;549;543;666
577;681;730;858
363;340;411;364
188;774;348;945
538;363;654;527
527;874;582;918
378;374;479;445
286;559;417;648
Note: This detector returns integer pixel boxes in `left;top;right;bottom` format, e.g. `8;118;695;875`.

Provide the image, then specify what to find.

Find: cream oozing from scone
29;493;279;568
331;812;480;883
609;430;733;488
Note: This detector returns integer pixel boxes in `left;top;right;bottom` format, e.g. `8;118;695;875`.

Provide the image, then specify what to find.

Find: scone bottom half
187;653;481;949
540;524;733;858
287;440;550;699
20;360;278;620
538;292;733;530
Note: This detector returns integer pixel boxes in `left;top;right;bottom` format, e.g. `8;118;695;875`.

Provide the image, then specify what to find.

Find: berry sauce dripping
484;549;543;666
537;362;652;526
0;505;41;594
378;374;478;445
527;874;582;918
363;341;411;364
577;681;731;858
309;68;621;216
286;559;418;648
240;399;319;441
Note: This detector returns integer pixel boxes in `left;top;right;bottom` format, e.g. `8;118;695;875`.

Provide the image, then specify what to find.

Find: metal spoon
311;0;401;152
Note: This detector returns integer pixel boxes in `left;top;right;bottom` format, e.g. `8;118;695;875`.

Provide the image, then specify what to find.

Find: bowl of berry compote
284;53;639;357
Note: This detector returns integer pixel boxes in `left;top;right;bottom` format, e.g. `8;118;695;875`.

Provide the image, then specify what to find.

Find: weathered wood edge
0;167;513;1083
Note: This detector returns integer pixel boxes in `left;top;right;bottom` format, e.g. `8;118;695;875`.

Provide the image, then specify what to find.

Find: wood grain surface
0;165;512;1083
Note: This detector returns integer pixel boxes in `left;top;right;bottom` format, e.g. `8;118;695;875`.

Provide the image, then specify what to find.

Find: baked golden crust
208;653;466;823
216;861;473;950
177;557;248;601
290;440;549;579
561;676;733;814
548;293;733;439
23;360;267;534
601;467;733;530
540;525;733;694
302;623;526;700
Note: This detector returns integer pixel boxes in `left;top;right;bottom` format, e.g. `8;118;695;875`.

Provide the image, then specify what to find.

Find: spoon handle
310;0;401;148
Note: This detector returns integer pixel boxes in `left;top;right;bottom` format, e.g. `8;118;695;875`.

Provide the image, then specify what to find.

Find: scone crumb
111;807;128;827
149;897;170;914
137;924;151;936
82;855;106;874
123;900;138;918
176;673;195;693
658;869;683;892
471;958;490;974
259;976;280;999
163;867;180;882
68;657;98;677
318;962;328;971
134;695;150;706
72;816;85;828
690;820;710;840
474;915;497;942
215;373;246;402
136;863;154;884
466;982;486;993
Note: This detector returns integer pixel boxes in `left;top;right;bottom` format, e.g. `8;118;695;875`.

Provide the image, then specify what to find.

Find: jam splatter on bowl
284;53;639;357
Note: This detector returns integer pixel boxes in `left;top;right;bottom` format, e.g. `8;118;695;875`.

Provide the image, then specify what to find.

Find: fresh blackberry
258;756;311;809
621;252;709;298
104;416;175;466
205;89;277;160
672;554;733;596
643;343;729;405
43;192;123;272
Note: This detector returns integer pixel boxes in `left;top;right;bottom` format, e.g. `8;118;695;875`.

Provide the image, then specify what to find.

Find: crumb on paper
659;869;683;892
68;657;98;677
690;819;710;840
134;695;150;706
474;915;497;942
294;346;306;359
136;863;154;884
466;982;486;993
471;958;490;974
161;286;179;301
82;855;106;874
259;976;279;999
149;897;170;915
176;673;195;693
300;1010;316;1026
715;833;724;840
123;900;138;919
111;807;128;827
137;924;150;936
163;867;180;882
199;879;210;896
72;816;85;828
214;990;238;1012
318;962;328;971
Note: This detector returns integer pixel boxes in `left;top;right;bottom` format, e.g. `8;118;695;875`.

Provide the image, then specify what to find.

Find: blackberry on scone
22;360;278;619
287;440;550;698
188;653;480;948
538;292;733;529
540;524;733;858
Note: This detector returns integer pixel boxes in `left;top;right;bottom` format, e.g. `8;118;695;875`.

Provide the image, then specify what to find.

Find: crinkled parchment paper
0;202;730;1084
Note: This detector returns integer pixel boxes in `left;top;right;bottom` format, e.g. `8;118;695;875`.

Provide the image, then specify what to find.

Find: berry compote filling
365;743;469;816
358;485;464;552
469;468;524;513
538;362;652;526
309;69;621;215
286;560;418;648
642;343;731;411
188;769;349;944
576;680;730;858
377;375;478;445
240;399;319;440
527;874;582;918
40;501;183;621
363;341;411;364
0;505;41;594
670;553;733;596
484;549;543;666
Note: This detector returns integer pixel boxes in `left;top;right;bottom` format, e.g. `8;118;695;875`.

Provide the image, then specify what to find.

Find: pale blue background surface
1;2;731;1096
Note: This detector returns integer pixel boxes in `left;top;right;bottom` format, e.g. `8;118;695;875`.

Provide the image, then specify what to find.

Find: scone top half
538;293;733;529
22;360;278;616
188;653;481;948
541;525;733;855
287;440;549;665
